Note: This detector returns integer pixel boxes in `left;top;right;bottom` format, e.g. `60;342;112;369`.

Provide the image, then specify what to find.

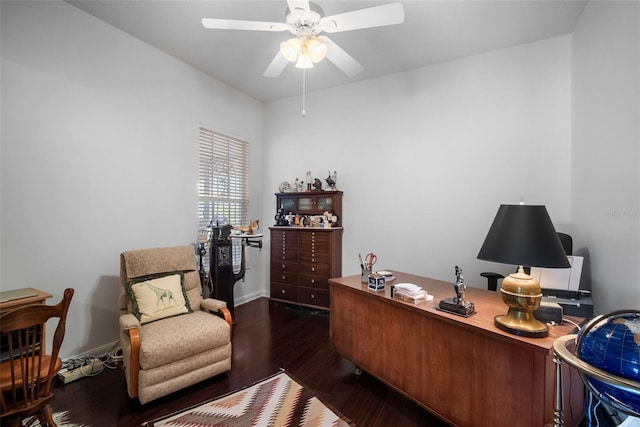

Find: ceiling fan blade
286;0;310;17
263;51;289;78
319;2;404;33
202;18;289;32
319;36;364;77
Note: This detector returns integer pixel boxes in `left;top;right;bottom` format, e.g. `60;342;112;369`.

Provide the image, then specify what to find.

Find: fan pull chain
302;69;306;118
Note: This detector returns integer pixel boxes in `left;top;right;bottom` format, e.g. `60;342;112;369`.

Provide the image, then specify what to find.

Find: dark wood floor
52;297;450;426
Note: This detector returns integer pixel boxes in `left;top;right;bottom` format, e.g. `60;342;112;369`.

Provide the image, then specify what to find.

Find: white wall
3;1;636;362
1;0;265;359
263;36;573;289
572;1;640;314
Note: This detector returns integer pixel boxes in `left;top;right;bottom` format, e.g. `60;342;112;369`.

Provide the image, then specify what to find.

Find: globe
576;310;640;417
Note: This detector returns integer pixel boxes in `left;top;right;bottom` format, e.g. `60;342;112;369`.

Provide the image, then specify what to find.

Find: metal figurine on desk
438;265;476;317
454;266;466;303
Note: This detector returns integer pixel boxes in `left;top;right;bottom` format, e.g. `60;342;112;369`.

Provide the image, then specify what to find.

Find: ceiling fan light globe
295;52;314;69
306;37;328;63
280;38;302;62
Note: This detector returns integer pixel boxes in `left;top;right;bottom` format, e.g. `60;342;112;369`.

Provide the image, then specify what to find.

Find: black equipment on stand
207;223;262;323
196;242;207;291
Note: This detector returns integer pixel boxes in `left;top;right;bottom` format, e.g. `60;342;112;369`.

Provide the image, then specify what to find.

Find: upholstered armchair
119;245;232;404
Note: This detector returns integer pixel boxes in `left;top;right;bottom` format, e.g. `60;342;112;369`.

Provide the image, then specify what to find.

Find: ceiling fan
202;0;405;78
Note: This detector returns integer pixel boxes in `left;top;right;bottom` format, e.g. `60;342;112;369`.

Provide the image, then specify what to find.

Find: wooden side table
1;288;53;358
1;288;53;312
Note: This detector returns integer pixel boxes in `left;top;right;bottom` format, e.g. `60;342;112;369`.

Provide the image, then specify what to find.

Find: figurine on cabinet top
305;170;312;191
326;171;337;190
313;178;323;191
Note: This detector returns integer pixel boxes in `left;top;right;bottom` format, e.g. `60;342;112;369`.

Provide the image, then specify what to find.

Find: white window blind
198;126;250;272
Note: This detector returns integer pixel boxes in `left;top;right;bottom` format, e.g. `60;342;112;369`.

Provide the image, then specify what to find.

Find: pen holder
361;267;372;283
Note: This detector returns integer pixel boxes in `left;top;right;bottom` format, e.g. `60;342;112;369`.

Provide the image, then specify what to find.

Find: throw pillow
126;272;193;324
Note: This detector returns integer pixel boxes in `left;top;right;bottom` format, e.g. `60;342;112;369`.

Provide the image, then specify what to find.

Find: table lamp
477;204;570;337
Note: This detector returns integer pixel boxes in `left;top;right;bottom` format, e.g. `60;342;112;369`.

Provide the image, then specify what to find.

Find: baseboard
64;340;119;361
235;290;269;307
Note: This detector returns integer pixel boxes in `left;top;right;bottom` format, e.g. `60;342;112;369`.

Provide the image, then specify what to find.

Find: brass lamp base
495;266;549;338
494;313;548;338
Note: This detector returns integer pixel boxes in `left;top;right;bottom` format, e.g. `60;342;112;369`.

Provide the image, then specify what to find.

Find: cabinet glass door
316;197;333;211
279;197;295;212
298;197;313;211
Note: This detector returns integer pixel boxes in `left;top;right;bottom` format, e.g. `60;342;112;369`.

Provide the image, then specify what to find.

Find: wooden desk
1;288;53;357
329;271;584;427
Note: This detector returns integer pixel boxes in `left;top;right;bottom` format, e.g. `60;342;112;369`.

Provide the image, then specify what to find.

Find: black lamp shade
477;204;571;268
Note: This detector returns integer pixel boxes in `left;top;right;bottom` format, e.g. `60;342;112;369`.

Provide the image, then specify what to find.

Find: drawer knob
311;279;315;284
282;275;286;280
311;294;315;299
282;264;285;269
281;289;286;294
311;267;315;272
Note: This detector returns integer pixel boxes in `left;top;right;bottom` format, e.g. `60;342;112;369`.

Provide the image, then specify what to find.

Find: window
198;126;250;273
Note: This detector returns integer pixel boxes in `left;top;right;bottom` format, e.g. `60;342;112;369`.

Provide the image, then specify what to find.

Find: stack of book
392;283;433;304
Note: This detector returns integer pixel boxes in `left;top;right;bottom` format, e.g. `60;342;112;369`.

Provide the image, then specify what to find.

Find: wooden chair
0;288;74;427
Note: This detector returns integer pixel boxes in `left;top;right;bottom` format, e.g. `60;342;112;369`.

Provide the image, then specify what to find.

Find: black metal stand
208;225;262;323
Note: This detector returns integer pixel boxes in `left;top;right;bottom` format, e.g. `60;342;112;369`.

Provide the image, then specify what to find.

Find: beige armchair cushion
138;311;229;369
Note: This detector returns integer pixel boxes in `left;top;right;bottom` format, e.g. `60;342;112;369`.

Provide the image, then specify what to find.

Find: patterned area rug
23;410;87;427
145;371;354;427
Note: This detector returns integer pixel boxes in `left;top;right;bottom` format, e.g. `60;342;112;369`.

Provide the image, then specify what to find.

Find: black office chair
481;232;573;291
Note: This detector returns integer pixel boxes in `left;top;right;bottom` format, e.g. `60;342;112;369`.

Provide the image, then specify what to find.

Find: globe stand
552;310;640;427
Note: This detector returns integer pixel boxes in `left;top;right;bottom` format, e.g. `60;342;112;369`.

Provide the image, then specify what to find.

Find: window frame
198;126;250;274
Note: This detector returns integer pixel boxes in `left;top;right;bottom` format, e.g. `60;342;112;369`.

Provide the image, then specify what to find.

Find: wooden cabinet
270;191;342;310
276;191;342;226
270;228;342;310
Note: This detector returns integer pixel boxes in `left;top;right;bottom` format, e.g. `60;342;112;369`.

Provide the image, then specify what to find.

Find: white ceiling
67;0;587;103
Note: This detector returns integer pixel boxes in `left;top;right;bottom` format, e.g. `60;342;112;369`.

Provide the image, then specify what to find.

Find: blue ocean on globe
577;312;640;415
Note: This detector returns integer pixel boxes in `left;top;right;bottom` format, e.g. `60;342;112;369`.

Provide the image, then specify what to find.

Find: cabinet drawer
298;287;329;307
271;231;299;256
270;260;299;273
273;250;298;262
298;274;329;289
298;252;329;263
270;270;299;285
270;283;298;302
274;230;299;243
299;262;330;277
299;232;330;246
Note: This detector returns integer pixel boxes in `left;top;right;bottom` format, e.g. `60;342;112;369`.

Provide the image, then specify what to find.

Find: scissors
365;253;377;270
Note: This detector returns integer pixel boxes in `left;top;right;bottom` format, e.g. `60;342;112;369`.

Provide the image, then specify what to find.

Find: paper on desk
530;256;583;291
